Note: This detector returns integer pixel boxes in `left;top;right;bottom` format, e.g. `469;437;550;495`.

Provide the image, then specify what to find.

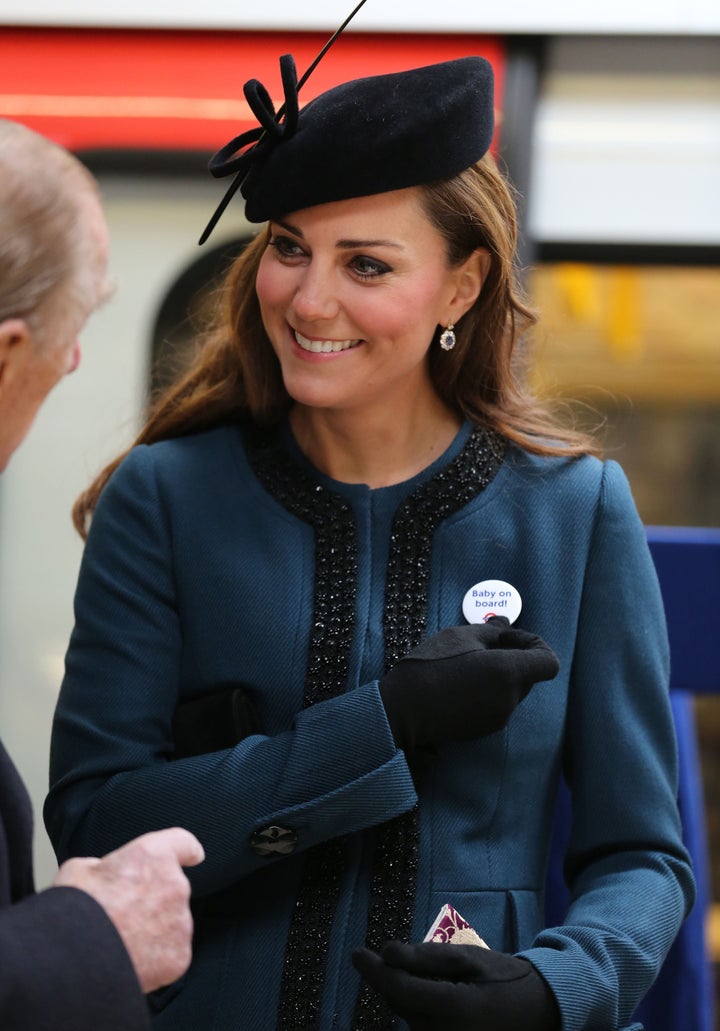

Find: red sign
0;27;505;153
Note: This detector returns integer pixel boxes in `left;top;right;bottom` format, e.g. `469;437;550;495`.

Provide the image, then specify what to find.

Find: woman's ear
446;248;492;324
0;318;32;392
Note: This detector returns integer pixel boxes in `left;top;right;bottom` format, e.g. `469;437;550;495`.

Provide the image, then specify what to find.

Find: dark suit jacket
0;738;150;1029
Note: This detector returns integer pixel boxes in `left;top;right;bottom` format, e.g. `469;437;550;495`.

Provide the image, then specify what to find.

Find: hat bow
209;54;300;179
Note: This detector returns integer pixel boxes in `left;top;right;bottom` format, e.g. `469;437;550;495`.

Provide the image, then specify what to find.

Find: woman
45;56;694;1030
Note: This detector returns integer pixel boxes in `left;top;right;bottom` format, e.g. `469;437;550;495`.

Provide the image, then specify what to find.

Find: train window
529;262;720;525
150;237;251;397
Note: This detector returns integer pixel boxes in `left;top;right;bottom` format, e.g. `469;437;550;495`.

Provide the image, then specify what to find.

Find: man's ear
0;318;32;391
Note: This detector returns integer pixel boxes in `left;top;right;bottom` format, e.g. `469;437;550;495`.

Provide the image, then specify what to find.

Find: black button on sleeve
249;825;298;856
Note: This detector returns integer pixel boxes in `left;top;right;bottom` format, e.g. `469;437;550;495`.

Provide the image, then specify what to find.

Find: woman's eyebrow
336;237;404;250
273;218;403;250
273;218;304;237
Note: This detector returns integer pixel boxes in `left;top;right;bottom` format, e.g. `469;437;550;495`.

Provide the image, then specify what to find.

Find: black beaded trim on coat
353;426;505;1028
244;424;505;1030
244;426;359;1030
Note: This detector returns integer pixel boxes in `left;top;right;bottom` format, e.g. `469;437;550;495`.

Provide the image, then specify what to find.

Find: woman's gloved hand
378;619;559;751
352;941;560;1031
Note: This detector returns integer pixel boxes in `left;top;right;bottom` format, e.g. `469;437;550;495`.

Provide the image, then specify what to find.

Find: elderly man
0;118;204;1030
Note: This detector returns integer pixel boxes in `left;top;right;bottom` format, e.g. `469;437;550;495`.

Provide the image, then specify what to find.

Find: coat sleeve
44;445;417;896
519;460;696;1031
0;886;150;1031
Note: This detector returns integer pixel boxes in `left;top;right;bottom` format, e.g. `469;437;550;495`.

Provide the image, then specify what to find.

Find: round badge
462;580;522;625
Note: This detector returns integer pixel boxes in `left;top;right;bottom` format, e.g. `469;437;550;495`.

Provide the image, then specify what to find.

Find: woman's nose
291;266;340;322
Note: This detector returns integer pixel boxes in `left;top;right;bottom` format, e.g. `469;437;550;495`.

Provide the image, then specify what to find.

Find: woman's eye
268;235;305;259
350;255;391;279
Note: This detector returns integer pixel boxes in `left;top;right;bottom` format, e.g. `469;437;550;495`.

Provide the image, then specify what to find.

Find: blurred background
0;0;718;1024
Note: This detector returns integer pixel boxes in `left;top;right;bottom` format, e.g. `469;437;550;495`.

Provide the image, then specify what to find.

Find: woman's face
255;187;481;419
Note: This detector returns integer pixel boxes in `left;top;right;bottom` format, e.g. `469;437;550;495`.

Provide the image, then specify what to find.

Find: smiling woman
44;53;693;1031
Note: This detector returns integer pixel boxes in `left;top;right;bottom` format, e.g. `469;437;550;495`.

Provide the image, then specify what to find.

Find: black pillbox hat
242;56;494;222
202;55;495;237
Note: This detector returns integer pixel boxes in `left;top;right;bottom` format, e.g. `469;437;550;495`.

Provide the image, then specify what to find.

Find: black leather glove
378;619;559;751
352;942;560;1031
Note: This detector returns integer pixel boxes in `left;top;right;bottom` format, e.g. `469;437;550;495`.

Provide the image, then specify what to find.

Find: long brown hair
419;158;599;455
73;155;598;537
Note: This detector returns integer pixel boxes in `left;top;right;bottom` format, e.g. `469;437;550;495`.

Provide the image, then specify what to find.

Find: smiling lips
294;329;362;354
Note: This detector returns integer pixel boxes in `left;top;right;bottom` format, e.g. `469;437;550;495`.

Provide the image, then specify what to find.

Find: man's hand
54;827;204;993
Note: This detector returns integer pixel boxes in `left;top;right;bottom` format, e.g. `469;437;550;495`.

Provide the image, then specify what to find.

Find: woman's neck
288;398;463;488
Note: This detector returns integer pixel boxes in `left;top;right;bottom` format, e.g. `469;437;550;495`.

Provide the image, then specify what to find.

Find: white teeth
294;330;360;354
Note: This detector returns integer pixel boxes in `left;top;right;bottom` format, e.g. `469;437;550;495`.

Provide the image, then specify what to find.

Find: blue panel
647;527;720;695
546;526;719;1030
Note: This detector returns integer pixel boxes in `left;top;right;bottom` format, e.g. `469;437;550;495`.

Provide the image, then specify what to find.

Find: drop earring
439;323;456;351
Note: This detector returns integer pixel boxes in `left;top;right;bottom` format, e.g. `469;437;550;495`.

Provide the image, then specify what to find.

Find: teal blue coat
45;421;694;1030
